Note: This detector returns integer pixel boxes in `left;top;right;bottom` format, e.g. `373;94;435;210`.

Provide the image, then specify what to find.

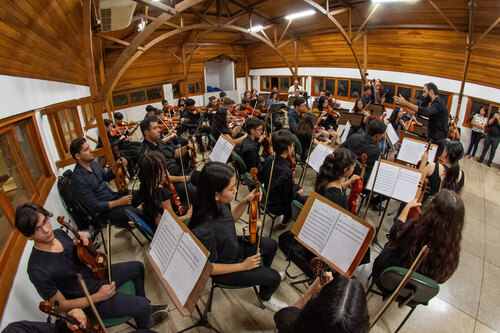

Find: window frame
462;97;500;128
260;76;303;94
112;85;165;110
0;111;56;317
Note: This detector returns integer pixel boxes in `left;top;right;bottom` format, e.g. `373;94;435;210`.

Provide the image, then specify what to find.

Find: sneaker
487;164;492;169
476;159;483;164
148;311;168;328
262;297;288;312
151;304;168;314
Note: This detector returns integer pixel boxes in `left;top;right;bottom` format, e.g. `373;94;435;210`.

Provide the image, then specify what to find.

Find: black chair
125;209;154;242
367;266;440;332
231;151;249;200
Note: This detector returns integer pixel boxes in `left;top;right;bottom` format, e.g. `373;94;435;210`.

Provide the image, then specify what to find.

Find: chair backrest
125;209;154;242
293;134;303;159
291;200;304;221
209;134;217;145
231;151;248;174
379;266;440;306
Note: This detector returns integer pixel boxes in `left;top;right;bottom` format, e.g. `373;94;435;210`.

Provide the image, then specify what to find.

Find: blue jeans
479;135;500;166
467;131;483;157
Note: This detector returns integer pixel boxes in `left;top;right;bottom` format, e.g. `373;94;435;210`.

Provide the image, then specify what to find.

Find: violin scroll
310;257;327;286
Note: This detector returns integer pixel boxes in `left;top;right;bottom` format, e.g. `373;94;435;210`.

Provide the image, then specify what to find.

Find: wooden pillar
294;40;298;80
363;32;368;76
245;46;249;91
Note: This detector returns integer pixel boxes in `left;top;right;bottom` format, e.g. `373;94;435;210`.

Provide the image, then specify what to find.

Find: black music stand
338;112;364;126
366;103;385;117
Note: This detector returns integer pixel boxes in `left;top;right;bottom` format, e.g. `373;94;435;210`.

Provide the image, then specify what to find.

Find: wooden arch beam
302;0;365;82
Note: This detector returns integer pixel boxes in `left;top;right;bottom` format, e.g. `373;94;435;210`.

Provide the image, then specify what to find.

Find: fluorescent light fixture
249;25;264;32
372;0;418;2
284;9;315;20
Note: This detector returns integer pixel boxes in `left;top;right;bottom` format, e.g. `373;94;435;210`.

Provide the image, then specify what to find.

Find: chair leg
395;306;417;333
252;286;265;309
206;284;217;314
128;228;144;247
267;215;278;238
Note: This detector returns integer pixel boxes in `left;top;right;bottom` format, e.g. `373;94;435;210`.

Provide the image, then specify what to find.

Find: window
80;103;95;128
0;112;55;317
384;84;396;105
45;107;84;163
187;80;204;96
463;98;500;127
260;76;301;93
396;86;412;103
337;80;349;97
112;85;164;110
350;80;362;99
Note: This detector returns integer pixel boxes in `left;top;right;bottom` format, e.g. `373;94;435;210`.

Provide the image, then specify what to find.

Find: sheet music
308;143;334;173
397;139;437;165
297;200;341;254
149;210;184;274
365;160;422;202
341;121;351;143
386;123;399;146
321;213;369;272
163;233;206;306
210;135;234;163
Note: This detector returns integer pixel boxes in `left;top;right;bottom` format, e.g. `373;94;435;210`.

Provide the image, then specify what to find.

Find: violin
287;155;296;184
407;179;429;221
39;301;104;333
348;153;367;214
310;257;327;286
188;135;197;170
164;178;185;215
57;217;109;281
112;147;128;195
249;168;260;244
109;126;126;137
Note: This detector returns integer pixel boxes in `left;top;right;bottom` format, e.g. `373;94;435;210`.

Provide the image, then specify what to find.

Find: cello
57;217;109;282
39;301;104;333
348;153;367;214
249;167;260;244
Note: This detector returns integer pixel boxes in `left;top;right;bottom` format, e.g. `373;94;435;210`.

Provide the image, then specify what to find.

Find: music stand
338;112;363;126
411;124;428;138
366;103;385;117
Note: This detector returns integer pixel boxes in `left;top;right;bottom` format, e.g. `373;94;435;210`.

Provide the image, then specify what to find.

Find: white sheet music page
163;233;206;306
210;135;234;163
341;121;351;143
297;200;341;254
320;212;369;272
386;123;399;146
397;139;421;164
149;210;184;274
392;167;422;203
417;144;437;165
308;143;334;173
365;160;401;197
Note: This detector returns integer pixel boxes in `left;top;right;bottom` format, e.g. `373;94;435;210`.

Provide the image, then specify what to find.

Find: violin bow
363;154;383;220
177;142;191;208
298;123;317;188
77;274;108;333
107;225;111;284
131;147;148;193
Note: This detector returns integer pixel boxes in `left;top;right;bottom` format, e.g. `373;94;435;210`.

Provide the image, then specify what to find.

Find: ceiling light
372;0;418;2
284;9;315;20
249;25;264;32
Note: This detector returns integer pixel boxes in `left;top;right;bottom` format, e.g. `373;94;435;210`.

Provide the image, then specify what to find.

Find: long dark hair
188;162;235;230
315;148;356;195
291;276;369;333
353;98;364;113
388;106;402;124
211;108;230;137
442;141;464;191
394;189;464;283
318;96;328;109
296;112;317;136
137;151;167;206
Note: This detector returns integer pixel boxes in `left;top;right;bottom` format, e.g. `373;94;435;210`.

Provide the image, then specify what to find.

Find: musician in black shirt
478;112;500;168
394;82;449;162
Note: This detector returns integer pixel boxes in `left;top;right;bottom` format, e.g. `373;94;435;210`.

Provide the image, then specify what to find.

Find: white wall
249;67;500;164
205;61;235;91
0;75;91;329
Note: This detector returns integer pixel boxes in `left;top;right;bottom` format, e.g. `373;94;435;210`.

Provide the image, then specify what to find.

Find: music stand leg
372;198;391;248
177;304;221;333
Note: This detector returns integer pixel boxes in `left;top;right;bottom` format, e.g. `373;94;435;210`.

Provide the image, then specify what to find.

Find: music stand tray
338;112;364;126
366;103;385;117
410;124;428;138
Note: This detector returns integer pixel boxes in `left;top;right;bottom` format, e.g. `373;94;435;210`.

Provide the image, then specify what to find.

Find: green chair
231;151;248;200
101;280;137;329
292;134;306;167
367;266;440;332
291;200;304;222
209;134;217;147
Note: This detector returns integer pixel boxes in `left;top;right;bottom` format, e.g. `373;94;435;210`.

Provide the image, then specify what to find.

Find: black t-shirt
323;187;348;210
27;229;104;301
141;187;173;224
191;204;239;264
239;136;262;172
274;306;301;332
488;117;500;138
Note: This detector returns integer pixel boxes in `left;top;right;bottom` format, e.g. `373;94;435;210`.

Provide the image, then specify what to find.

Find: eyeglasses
256;127;263;132
34;217;50;233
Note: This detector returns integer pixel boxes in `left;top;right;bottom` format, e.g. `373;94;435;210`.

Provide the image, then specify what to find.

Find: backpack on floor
278;231;316;278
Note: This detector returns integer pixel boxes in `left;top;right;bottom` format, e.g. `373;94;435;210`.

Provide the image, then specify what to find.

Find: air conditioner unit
100;0;137;32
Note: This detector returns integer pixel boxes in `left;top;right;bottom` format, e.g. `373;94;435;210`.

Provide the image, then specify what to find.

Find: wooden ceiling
0;0;499;92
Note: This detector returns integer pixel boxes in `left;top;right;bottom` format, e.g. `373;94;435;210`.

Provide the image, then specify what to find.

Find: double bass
57;217;109;281
348;154;367;214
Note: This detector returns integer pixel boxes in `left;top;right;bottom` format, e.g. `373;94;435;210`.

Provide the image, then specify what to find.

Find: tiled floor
106;156;500;333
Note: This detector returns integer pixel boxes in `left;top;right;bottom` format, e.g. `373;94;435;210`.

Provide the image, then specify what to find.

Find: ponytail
442;141;464;191
315;148;356;195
